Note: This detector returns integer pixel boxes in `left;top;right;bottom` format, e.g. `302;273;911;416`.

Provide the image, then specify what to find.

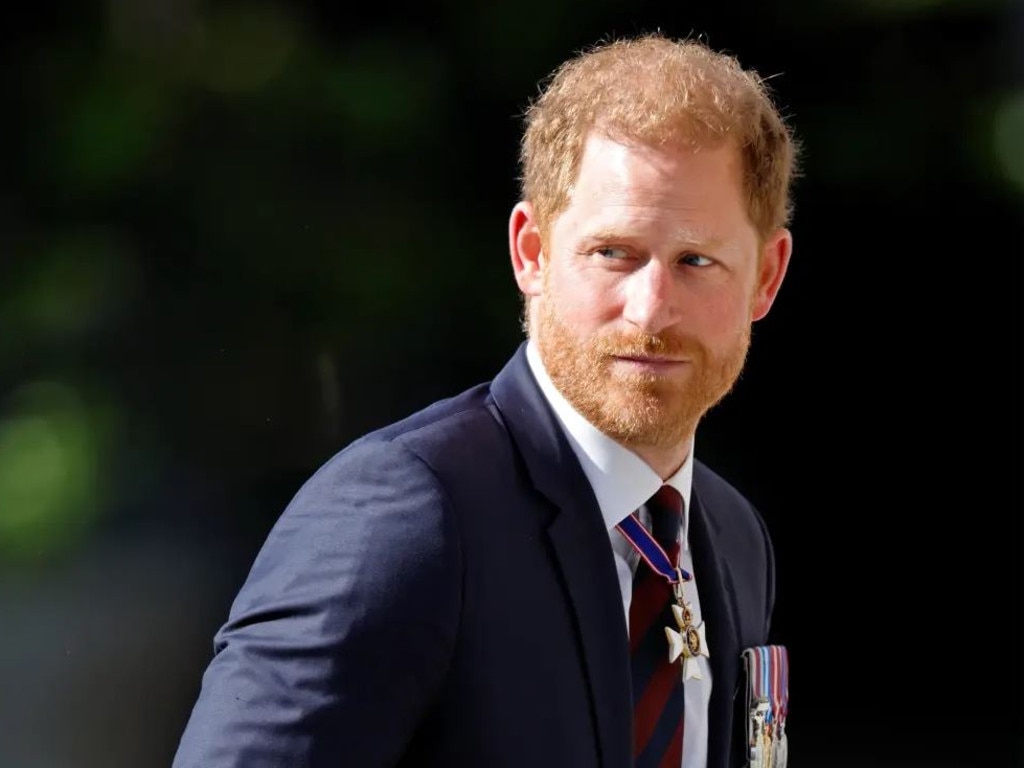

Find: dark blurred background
2;0;1022;766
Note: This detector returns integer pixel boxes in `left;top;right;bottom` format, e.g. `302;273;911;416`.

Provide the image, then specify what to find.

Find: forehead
558;132;752;238
573;131;740;193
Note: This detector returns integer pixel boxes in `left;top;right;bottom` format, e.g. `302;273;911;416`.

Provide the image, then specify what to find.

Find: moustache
593;331;702;359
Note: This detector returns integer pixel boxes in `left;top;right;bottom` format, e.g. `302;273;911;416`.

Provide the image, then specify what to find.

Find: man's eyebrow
580;227;628;243
581;226;724;249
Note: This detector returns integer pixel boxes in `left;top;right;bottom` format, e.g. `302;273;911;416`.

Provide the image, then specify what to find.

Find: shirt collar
526;340;694;541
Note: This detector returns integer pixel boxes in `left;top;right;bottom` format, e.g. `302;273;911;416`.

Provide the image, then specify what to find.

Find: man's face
528;132;786;452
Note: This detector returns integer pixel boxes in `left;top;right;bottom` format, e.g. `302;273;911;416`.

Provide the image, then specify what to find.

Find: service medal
665;599;709;680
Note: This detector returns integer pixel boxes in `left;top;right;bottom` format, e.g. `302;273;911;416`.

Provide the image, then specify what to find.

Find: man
173;31;797;768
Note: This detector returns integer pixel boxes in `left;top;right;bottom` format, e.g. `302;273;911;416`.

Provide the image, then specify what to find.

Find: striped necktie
629;484;685;768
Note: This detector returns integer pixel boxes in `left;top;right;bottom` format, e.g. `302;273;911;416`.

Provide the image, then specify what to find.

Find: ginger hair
518;33;800;240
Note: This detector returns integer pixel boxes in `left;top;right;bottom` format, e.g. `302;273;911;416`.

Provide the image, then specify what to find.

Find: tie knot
646;484;683;552
651;484;683;514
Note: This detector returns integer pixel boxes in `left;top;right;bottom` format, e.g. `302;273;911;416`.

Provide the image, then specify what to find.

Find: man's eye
596;247;630;260
680;253;713;267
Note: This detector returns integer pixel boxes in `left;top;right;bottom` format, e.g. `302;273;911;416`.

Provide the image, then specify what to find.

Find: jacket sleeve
172;439;461;767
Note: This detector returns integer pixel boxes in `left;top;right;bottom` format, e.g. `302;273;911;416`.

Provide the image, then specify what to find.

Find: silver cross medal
664;569;709;680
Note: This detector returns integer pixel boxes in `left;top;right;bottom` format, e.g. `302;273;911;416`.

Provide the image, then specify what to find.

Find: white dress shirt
526;340;711;768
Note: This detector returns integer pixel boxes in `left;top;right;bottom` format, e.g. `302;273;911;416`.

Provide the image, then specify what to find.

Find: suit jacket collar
492;342;633;768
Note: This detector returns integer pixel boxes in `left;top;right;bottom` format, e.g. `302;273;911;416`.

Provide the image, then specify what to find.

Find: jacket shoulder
303;379;508;489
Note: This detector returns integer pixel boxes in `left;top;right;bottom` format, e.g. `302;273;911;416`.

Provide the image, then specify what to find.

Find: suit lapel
689;486;743;768
491;344;633;768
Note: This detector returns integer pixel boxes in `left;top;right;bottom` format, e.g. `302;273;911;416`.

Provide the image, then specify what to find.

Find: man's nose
622;260;677;335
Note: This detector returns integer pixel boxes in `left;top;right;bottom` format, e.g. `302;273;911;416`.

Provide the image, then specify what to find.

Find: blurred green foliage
994;90;1024;191
0;382;113;561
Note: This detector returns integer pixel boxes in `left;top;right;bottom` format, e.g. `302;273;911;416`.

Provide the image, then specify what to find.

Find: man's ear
509;201;544;297
751;228;793;321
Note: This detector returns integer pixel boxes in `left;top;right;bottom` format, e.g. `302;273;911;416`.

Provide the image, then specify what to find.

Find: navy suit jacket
173;342;776;768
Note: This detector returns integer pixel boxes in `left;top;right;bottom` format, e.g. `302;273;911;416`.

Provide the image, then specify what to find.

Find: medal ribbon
758;647;772;725
616;512;691;585
770;645;789;724
750;645;789;727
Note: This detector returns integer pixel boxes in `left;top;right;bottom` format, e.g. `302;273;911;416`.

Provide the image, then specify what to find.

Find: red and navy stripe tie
629;485;685;768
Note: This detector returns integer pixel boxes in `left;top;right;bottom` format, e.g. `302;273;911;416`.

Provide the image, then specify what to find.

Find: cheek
548;267;623;327
684;291;754;340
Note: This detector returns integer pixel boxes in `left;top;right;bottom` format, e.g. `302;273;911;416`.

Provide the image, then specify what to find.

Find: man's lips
612;354;687;364
610;354;689;372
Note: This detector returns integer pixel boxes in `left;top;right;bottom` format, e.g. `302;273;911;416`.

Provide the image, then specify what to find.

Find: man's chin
596;403;675;439
604;380;678;409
